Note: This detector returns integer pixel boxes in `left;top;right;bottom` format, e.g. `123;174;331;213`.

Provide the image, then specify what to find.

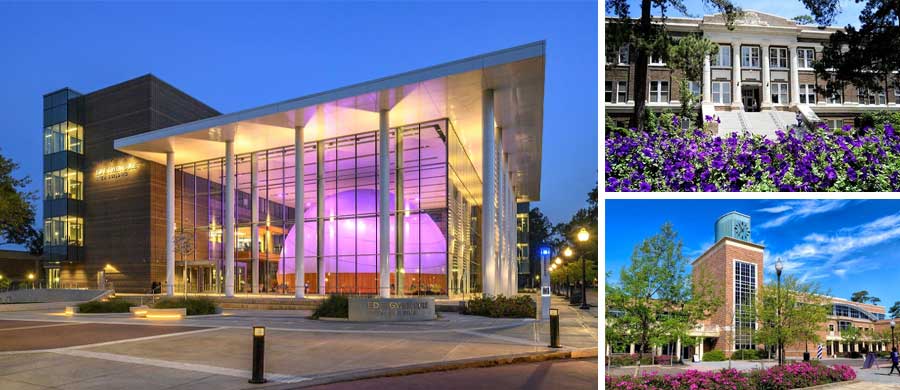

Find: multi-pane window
769;47;788;68
741;46;760;68
688;81;701;98
605;81;613;103
771;83;789;104
649;54;665;65
43;216;83;247
734;260;757;350
799;84;816;104
711;45;731;67
617;81;628;103
649;81;669;102
798;48;815;68
858;88;886;105
827;89;843;104
44;168;83;200
43;121;83;155
618;45;629;65
712;82;731;104
828;119;843;130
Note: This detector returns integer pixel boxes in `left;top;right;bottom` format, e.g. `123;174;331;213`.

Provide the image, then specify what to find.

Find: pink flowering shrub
606;362;856;390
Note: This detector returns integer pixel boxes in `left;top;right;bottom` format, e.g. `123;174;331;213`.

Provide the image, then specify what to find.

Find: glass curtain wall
175;118;479;296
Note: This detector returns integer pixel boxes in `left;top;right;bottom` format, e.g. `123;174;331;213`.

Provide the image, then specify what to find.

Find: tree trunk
629;0;653;129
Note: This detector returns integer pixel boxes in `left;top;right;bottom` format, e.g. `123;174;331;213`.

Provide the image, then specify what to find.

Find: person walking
890;347;900;376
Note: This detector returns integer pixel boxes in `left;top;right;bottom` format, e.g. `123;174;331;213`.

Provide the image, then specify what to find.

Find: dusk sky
607;0;866;27
0;2;598;231
606;199;900;311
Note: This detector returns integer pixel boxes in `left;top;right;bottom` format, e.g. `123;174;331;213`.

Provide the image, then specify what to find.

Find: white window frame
799;84;816;104
605;81;613;103
617;81;628;103
712;81;731;104
827;89;843;104
618;45;629;65
650;80;669;103
688;81;701;98
828;119;843;130
711;45;731;67
769;47;788;69
741;46;760;68
649;54;666;66
771;83;789;104
798;48;815;69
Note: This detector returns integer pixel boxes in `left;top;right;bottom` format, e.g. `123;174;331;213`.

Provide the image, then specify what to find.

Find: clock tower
715;211;752;242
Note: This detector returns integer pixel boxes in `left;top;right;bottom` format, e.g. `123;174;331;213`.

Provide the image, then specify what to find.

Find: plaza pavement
0;295;596;389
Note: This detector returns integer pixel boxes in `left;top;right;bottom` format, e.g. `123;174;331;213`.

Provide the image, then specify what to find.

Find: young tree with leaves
0;153;36;248
606;0;739;129
889;301;900;319
755;275;830;359
667;34;719;124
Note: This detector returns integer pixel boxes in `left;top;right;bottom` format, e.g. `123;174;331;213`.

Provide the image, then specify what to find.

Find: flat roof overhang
114;41;546;201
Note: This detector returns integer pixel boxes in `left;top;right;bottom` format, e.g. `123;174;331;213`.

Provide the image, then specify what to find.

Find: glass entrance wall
174;118;480;296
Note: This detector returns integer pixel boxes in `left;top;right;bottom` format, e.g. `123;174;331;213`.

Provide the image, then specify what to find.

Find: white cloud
757;200;851;229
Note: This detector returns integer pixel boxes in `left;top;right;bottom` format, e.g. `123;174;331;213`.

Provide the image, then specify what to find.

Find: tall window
771;83;789;104
711;45;731;67
617;81;628;103
688;81;701;98
605;81;612;103
43;216;83;247
769;47;788;68
828;119;843;130
618;45;629;65
741;46;760;68
649;54;665;66
712;82;731;104
798;48;815;68
44;168;83;200
650;81;669;102
858;88;886;105
734;260;757;350
827;89;843;104
799;84;816;104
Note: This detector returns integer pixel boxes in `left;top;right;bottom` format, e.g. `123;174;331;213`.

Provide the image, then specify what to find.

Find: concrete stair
716;110;799;138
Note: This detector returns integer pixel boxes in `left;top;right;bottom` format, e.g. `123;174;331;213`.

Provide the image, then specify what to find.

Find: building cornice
692;237;764;265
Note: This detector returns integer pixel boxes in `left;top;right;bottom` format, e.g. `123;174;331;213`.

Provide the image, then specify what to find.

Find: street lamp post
554;257;563;295
775;258;784;366
563;247;573;299
891;320;896;353
577;228;590;310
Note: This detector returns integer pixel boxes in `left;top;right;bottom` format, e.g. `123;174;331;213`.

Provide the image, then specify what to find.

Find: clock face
733;221;750;241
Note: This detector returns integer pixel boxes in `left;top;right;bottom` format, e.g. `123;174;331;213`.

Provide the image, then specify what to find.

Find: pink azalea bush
606;362;856;390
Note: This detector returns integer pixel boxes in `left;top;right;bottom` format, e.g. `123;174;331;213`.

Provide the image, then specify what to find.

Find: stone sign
348;297;436;322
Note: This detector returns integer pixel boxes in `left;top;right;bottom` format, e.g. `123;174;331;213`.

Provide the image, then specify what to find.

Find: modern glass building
43;42;545;298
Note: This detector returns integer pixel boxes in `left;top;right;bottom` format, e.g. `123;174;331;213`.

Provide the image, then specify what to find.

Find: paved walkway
0;301;597;389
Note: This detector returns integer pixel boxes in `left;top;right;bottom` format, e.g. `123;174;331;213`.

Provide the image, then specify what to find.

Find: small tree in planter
841;325;862;358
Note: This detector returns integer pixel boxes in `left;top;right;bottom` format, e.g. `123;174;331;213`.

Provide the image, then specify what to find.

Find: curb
791;379;858;389
252;347;599;389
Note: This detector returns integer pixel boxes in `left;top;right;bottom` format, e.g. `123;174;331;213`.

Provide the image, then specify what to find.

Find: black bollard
803;352;810;361
549;308;561;348
249;326;267;384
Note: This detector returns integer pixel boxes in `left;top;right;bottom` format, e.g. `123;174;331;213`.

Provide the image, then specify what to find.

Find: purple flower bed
606;362;856;390
606;118;900;191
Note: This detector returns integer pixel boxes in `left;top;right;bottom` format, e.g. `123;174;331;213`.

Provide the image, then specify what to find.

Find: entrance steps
715;109;798;138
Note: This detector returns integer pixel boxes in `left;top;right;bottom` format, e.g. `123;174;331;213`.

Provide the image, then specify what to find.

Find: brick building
605;10;900;135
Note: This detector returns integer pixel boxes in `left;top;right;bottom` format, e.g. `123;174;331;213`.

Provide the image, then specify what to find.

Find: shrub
312;295;349;319
77;299;134;313
153;296;218;315
606;362;856;390
702;350;726;362
732;349;759;360
608;353;652;366
606;113;900;192
653;355;673;365
461;295;536;318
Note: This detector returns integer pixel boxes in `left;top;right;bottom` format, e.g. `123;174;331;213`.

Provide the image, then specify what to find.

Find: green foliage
550;259;597;287
153;296;219;315
606;223;723;363
78;299;134;313
553;184;597;282
850;289;880;304
792;15;816;25
0;152;37;247
702;350;726;361
731;349;761;360
312;295;349;319
667;35;718;121
462;295;536;318
755;275;830;350
890;301;900;319
608;354;653;366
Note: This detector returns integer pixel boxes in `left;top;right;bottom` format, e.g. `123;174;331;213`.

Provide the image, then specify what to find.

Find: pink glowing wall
278;189;447;275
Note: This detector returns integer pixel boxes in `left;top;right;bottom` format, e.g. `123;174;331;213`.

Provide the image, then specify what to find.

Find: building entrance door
742;86;760;112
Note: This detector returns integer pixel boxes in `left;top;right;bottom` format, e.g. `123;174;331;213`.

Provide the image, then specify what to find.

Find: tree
606;0;739;129
889;301;900;319
850;290;880;304
0;152;36;247
841;325;862;356
806;0;900;106
755;275;831;358
667;34;719;123
24;227;42;256
554;184;597;278
606;223;722;373
527;207;554;281
792;15;816;25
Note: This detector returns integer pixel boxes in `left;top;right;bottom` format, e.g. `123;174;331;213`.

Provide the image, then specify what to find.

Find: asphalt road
306;358;599;390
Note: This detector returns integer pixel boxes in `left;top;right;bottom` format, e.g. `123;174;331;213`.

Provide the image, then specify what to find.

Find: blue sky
606;199;900;309
0;2;598;234
606;0;866;27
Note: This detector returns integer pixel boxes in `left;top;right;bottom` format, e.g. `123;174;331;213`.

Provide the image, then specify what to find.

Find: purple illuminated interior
278;189;446;274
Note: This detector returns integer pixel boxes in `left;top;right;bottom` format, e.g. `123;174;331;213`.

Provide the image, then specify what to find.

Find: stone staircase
716;110;798;138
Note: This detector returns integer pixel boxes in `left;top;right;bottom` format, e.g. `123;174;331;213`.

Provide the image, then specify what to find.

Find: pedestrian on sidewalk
890;347;900;376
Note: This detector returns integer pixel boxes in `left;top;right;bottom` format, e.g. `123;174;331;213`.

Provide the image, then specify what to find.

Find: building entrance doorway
742;86;761;112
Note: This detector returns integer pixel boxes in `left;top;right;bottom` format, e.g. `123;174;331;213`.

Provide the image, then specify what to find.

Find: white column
165;152;175;296
789;44;800;106
317;141;325;295
395;128;404;296
731;42;743;109
676;338;682;361
702;54;712;103
378;109;391;298
224;140;235;297
761;44;772;110
699;338;704;360
294;126;305;298
630;343;635;354
251;152;259;294
481;89;496;297
498;150;506;296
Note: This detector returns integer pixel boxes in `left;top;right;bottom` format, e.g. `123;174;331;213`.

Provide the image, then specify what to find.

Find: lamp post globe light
577;227;590;310
891;319;896;352
563;247;573;299
775;257;784;366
